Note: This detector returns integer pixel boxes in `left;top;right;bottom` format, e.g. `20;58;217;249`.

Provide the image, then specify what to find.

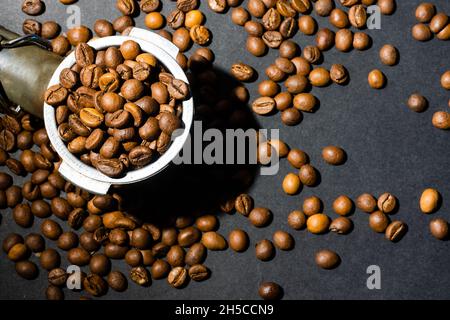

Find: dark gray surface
1;0;450;300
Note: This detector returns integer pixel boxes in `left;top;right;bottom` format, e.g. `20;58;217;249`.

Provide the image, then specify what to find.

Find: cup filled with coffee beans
43;29;194;194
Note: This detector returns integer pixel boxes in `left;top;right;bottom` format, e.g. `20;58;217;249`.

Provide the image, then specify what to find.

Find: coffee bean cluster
45;41;189;178
412;2;450;41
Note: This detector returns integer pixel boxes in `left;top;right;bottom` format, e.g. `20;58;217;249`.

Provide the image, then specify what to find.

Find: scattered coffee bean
315;249;340;269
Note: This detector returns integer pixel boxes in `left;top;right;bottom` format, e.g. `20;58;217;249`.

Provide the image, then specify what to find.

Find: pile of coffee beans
45;41;190;178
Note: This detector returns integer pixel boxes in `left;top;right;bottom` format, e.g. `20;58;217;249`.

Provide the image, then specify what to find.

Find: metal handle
0;34;52;51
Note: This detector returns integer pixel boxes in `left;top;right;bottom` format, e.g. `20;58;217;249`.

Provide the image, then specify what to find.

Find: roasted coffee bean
287;210;306;230
79;232;101;252
15;260;39;280
385;221;407;242
252;97;276;115
57;231;79;250
40;248;61;271
432;111;450;130
23;19;41;35
330;64;348;84
322;146;346;165
188;264;209;281
107;271;128;292
429;218;449;240
41;219;63;240
262;31;283;48
430;13;448;34
83;274;108;296
48;268;68;287
272;230;294;250
407;93;428;112
249;207;272;227
22;182;41;201
96;158;125;178
22;0;44;16
259;282;282;300
23;233;45;253
377;193;397;214
419;188;440;214
178;226;201;247
52;35;71;56
8;243;30;262
159;112;181;135
167;266;187;288
89;253;111;276
307;214;330;234
130;266;150;286
231;63;255;82
3;233;24;254
302;196;322;216
335;29;353;52
185;243;206;265
6;186;23;208
168;79;190;100
68;247;91;266
13;204;34;228
31;200;51;218
412;23;432;41
46;285;64;300
379;44;398;66
356;193;377;213
255;239;275;261
332;195;353;216
166;245;186;267
315;249;340;269
75;43;95;68
45;85;68;106
282;173;301;195
234;194;254;216
353;32;371;50
201;232;227;250
330;216;353;234
369;211;390;233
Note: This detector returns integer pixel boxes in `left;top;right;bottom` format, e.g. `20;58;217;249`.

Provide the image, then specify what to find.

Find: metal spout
0;26;62;119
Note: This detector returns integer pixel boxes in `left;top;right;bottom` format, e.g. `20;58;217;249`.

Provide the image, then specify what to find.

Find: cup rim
43;35;193;185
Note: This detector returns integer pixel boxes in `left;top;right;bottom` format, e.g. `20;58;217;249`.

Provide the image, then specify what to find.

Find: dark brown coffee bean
151;259;171;279
107;271;128;292
299;164;317;186
128;146;153;167
407;93;428;112
68;247;91;266
281;108;302;126
231;63;255;82
57;231;79;250
13;204;34;228
0;130;15;152
3;233;24;253
259;282;282;300
234;194;254;216
83;274;108;296
6;186;23;208
322;146;346;165
130;266;150;286
48;268;68;287
24;233;45;253
31;200;51;218
287;210;306;230
41;219;63;240
377;192;397;214
429;218;449;240
22;182;41;201
188;264;209;281
15;260;39;280
369;210;390;233
249;207;272;227
40;248;61;271
185;243;206;265
44;85;68;106
167;266;187;288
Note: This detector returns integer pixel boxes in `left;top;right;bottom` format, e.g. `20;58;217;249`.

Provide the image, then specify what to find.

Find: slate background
0;0;449;300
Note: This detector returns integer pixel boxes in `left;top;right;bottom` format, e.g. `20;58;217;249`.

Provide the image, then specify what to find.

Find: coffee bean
249;207;272;227
379;44;398;66
298;164;317;186
48;268;68;287
252;97;276;115
96;158;125;178
228;229;249;252
40;248;61;271
255;239;275;261
22;0;44;16
68;247;91;266
385;220;407;242
168;79;190;100
369;211;390;233
330;216;353;234
412;23;432;41
353;32;371;50
231;63;255;82
281;108;302;126
8;243;30;262
258;282;282;300
195;215;218;233
107;271;128;292
0;172;13;190
429;218;449;240
151;259;171;279
415;2;435;22
46;285;64;300
168;267;187;288
23;19;41;35
315;249;340;269
307;214;330;234
272;231;294;250
309;68;330;87
282;173;301;195
57;231;79;251
3;234;24;254
287;210;306;230
41;219;62;240
368;69;385;89
83;274;108;296
407;93;428;112
356;193;377;213
429;13;448;34
419;188;440;214
13;204;34;228
432;111;450;130
185;243;206;266
377;192;397;214
302;196;322;216
24;233;45;252
6;186;23;208
15;260;39;280
202;232;227;250
117;0;136;16
235;194;254;216
89;253;111;276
